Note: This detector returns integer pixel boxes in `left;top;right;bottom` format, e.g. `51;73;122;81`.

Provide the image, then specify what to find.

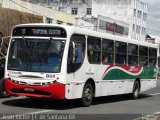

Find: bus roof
13;23;158;48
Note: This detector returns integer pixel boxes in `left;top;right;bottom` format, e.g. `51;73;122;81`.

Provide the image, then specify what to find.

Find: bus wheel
82;83;93;107
132;81;140;99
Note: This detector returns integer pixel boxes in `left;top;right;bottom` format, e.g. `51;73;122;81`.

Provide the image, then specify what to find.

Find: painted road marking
149;93;160;96
26;110;54;115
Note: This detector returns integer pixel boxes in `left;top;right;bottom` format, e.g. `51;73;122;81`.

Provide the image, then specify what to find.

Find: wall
2;0;76;25
92;0;132;23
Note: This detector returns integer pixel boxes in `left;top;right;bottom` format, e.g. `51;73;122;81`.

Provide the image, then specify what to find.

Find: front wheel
82;83;93;107
132;81;140;99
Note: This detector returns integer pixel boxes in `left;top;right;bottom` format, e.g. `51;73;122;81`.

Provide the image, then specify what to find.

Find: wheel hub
84;88;91;101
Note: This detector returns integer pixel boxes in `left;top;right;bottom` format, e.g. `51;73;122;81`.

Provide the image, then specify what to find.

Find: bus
4;24;158;106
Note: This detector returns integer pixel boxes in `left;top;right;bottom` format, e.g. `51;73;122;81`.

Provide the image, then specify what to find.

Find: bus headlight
42;80;57;86
10;79;19;84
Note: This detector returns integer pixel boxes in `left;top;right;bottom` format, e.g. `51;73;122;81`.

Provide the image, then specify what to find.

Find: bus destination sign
12;27;67;37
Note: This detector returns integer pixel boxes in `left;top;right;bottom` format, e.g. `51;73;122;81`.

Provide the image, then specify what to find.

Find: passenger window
67;34;86;73
87;36;101;64
102;39;114;64
115;41;127;65
128;44;138;66
139;46;148;66
149;48;157;67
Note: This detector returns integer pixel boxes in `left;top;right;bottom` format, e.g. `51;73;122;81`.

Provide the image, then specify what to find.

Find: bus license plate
24;88;34;92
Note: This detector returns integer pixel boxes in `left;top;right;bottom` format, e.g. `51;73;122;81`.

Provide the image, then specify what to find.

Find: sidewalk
135;112;160;120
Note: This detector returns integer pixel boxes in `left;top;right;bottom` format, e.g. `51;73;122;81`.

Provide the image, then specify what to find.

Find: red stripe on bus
5;79;65;99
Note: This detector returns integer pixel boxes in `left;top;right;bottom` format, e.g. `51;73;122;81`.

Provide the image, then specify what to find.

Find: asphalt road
0;80;160;120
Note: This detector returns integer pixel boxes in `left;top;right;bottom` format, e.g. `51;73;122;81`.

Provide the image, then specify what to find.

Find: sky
144;0;160;35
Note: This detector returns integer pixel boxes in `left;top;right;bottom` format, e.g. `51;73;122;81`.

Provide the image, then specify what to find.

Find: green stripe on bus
103;67;156;80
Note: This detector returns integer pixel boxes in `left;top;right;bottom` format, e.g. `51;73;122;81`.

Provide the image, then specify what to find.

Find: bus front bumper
5;79;65;99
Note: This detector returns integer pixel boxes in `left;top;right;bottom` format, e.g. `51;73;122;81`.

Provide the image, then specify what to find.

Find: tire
132;81;140;99
0;78;9;98
82;83;93;107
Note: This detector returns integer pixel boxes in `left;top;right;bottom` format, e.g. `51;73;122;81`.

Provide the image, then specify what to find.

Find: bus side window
115;41;127;65
139;46;148;67
102;39;114;64
128;44;138;66
149;48;157;67
102;55;108;64
88;51;93;62
87;36;101;64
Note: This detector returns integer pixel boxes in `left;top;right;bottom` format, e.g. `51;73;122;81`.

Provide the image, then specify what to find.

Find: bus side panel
140;80;157;92
100;81;134;96
65;80;101;99
66;82;85;99
65;63;102;99
94;82;101;97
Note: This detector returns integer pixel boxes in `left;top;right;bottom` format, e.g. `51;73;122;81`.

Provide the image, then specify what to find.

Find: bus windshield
7;38;65;73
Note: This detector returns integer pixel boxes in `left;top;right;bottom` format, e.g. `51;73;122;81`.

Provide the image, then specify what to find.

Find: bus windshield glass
7;38;65;73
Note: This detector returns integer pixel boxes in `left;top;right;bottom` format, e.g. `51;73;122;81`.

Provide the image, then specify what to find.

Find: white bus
4;24;158;106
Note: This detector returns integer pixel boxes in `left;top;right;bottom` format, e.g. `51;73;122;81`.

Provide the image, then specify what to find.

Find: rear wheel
82;83;93;107
132;81;140;99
